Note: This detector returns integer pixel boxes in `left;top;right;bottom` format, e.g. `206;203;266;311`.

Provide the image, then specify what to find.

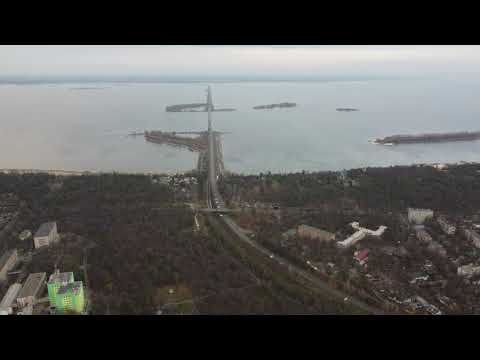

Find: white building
337;222;387;248
34;222;60;249
408;208;434;225
0;283;22;314
0;249;18;282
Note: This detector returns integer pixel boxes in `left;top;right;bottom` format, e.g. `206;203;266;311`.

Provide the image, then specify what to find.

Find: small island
166;103;236;112
253;102;297;110
336;108;359;112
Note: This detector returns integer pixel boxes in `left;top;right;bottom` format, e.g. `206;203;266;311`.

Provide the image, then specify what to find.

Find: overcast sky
1;45;480;79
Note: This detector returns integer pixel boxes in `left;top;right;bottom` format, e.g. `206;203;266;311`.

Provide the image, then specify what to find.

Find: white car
269;254;274;259
344;297;349;302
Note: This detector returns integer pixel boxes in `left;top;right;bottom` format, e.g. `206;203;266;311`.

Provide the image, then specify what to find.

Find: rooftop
0;249;17;270
17;272;46;299
0;283;22;309
48;270;74;284
354;249;370;262
298;225;335;238
57;281;83;296
34;222;56;238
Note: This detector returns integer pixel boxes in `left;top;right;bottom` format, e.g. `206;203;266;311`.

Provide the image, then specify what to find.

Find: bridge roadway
204;86;383;315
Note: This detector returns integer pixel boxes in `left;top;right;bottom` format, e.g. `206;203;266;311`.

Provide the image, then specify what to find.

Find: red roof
354;249;370;261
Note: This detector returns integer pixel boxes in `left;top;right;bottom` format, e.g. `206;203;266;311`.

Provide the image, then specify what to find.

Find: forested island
253;102;297;110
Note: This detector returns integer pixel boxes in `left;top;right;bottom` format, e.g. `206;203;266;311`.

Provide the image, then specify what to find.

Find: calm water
1;79;480;174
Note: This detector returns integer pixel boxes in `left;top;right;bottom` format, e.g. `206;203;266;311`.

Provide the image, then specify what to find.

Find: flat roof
34;222;56;238
17;272;46;299
48;271;74;284
0;283;22;308
0;249;17;270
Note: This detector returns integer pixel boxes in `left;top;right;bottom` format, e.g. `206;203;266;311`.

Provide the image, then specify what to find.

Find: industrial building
47;270;74;309
437;217;456;235
464;229;480;249
16;272;46;307
34;222;59;249
408;208;434;225
297;225;336;242
55;281;85;314
0;249;18;282
0;283;22;314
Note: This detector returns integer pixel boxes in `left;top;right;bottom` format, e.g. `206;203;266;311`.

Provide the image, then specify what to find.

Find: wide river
1;79;479;174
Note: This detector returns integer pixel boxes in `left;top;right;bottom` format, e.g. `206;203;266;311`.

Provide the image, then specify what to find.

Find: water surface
1;79;479;174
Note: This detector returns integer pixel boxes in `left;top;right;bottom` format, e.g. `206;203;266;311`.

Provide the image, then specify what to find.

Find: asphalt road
205;86;383;315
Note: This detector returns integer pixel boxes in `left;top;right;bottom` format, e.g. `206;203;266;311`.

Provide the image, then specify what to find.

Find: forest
0;172;356;314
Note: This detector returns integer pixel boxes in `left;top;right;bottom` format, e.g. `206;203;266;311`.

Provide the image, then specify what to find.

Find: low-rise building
353;249;369;265
16;272;46;307
0;283;22;314
458;263;480;278
408;208;434;225
337;222;387;248
437;217;456;235
0;249;18;282
338;230;366;248
297;225;336;242
464;229;480;249
34;222;60;249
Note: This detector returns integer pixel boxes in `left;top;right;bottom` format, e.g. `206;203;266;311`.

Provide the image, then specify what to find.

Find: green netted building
47;270;85;314
55;281;85;314
47;270;74;305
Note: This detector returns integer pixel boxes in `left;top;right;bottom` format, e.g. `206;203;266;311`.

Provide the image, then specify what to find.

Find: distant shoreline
0;77;397;85
0;169;186;176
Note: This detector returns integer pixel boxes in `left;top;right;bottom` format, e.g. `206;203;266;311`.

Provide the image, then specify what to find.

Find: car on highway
269;254;274;259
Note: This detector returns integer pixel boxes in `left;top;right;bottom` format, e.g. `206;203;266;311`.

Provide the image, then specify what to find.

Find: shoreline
1;161;478;178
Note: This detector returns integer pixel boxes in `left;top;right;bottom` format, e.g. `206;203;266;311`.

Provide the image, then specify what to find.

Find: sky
1;45;480;80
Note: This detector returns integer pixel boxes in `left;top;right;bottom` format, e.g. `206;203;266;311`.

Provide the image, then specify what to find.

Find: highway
203;86;383;315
